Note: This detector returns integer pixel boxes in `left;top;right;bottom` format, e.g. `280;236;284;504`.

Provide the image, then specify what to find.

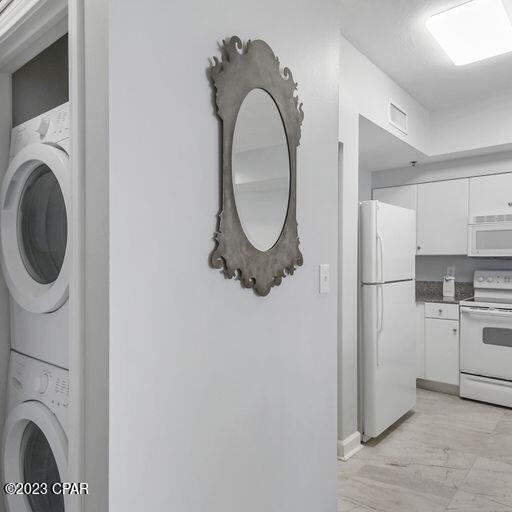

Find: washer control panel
474;270;512;289
9;351;69;412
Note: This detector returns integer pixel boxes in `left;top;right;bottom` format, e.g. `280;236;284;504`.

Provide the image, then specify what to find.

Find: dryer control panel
9;102;70;160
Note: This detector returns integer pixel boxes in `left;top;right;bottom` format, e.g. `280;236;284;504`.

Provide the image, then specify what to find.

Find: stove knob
34;373;49;394
487;277;493;283
477;276;484;283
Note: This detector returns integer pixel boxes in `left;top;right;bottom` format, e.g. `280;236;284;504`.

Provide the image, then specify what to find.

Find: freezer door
360;200;416;284
362;280;416;439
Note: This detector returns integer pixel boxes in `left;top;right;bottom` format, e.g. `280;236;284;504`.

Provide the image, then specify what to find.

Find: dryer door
2;401;68;512
0;143;69;313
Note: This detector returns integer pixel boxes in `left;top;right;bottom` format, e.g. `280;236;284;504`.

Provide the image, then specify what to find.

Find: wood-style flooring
338;388;512;511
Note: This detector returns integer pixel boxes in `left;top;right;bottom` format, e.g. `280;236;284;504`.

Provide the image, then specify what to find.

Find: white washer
2;351;69;512
0;103;70;369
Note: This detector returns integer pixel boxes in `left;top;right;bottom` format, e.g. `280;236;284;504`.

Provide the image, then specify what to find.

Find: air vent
472;214;512;224
389;102;407;134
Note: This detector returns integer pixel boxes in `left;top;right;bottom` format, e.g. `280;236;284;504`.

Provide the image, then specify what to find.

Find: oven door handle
461;307;512;318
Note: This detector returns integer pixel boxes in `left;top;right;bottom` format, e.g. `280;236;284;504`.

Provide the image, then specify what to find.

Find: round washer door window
21;421;64;512
18;165;67;285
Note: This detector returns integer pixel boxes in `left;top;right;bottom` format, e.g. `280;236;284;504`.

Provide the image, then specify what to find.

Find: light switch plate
319;264;330;294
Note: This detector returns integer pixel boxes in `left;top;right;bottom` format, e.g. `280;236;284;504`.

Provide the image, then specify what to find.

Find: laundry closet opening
0;11;72;512
12;34;69;126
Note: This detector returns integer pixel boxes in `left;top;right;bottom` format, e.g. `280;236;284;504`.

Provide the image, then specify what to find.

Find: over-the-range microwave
468;214;512;257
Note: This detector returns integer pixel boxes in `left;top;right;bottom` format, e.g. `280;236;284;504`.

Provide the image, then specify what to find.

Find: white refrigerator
360;200;416;440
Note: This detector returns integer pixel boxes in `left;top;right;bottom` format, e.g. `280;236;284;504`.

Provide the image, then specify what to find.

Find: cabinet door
372;185;417;211
416;303;425;379
417;179;468;255
469;173;512;216
425;318;459;385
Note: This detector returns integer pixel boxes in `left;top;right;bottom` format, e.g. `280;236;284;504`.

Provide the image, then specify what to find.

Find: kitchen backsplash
416;256;512;282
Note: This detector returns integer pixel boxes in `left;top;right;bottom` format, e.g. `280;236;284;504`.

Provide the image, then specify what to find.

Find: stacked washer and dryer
1;104;70;512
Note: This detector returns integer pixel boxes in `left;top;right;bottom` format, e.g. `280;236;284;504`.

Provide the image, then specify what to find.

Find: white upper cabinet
372;184;417;211
417;179;469;255
469;173;512;216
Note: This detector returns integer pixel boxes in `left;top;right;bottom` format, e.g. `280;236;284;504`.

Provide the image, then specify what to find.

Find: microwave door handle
461;307;512;318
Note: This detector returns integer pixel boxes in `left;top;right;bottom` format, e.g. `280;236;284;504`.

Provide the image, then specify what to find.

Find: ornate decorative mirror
210;36;304;296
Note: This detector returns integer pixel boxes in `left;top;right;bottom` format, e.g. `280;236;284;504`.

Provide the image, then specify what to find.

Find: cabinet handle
508;202;512;207
438;309;443;315
453;328;458;333
417;246;421;251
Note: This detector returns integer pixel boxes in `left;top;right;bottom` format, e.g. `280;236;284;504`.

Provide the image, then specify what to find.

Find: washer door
3;401;68;512
0;143;69;313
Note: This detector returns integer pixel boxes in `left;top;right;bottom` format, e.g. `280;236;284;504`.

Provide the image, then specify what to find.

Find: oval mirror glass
232;88;290;252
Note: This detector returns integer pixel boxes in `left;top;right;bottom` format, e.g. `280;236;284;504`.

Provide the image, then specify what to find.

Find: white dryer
2;351;69;512
0;103;70;369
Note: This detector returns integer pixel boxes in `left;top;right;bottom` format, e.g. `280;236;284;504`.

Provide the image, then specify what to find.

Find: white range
460;270;512;408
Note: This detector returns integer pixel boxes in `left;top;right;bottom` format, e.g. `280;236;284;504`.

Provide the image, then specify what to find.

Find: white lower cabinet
416;303;425;379
424;317;460;386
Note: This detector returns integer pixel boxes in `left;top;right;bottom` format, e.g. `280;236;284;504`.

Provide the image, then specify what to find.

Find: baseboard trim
337;431;363;461
417;378;459;396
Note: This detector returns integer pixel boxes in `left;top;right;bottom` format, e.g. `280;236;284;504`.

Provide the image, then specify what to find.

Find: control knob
34;373;49;394
36;118;50;138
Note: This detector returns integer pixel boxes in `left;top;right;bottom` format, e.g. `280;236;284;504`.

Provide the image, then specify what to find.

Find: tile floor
338;388;512;512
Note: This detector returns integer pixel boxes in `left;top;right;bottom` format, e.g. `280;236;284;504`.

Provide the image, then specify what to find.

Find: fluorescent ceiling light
426;0;512;65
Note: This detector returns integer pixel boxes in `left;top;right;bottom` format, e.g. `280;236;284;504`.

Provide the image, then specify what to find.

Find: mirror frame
210;36;304;296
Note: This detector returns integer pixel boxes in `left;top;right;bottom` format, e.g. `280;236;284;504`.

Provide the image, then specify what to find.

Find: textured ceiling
340;0;512;111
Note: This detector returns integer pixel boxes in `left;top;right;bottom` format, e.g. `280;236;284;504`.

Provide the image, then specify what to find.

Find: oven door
460;306;512;380
468;222;512;257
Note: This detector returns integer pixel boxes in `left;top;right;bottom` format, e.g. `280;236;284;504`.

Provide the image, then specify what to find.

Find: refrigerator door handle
376;231;384;283
376;284;384;367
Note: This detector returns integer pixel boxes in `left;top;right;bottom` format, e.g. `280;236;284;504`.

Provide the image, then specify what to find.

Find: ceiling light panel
426;0;512;65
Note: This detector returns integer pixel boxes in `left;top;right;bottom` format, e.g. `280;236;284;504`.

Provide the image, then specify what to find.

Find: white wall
109;2;340;511
338;117;359;449
339;36;431;154
431;91;512;156
358;165;372;202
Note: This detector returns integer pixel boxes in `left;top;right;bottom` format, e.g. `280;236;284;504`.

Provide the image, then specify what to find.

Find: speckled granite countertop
416;281;473;304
